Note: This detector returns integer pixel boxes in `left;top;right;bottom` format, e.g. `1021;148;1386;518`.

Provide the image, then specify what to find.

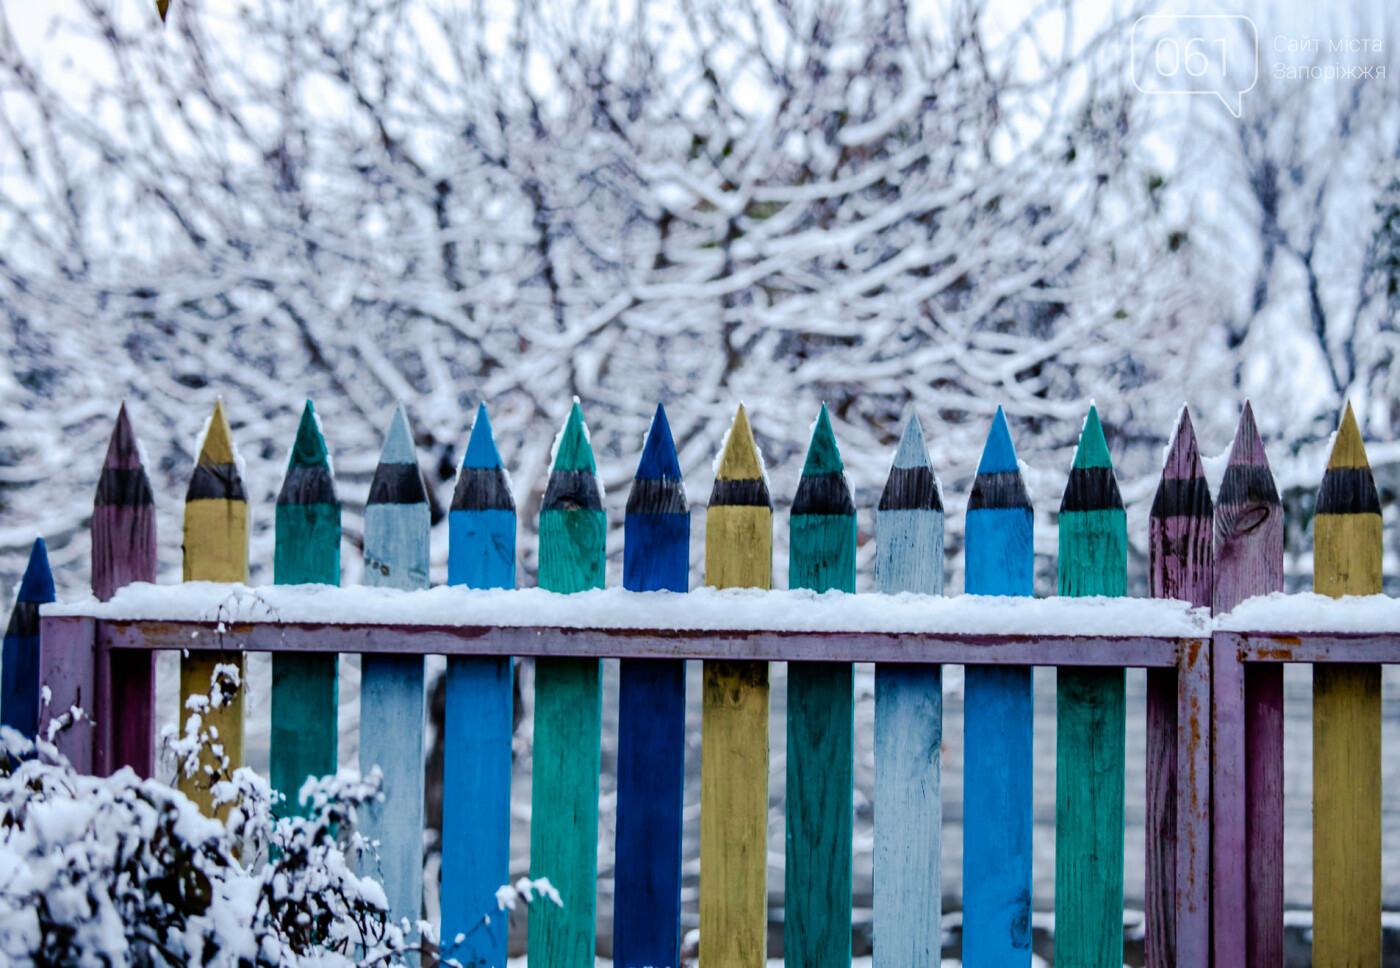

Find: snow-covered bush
0;703;562;968
0;726;409;967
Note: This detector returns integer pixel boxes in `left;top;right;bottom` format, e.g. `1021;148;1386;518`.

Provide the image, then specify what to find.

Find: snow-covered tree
0;0;1208;596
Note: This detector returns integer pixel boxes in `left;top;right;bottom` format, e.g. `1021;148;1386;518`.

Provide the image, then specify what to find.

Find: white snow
1216;592;1400;633
46;581;1210;637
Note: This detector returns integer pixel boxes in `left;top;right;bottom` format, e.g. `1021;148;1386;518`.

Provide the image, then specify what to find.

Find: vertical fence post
700;403;772;968
873;413;943;966
272;400;340;816
360;402;429;943
442;403;516;967
1147;408;1213;968
531;400;606;968
6;539;55;744
179;398;249;818
615;403;688;968
93;403;158;777
786;403;856;968
1211;631;1248;967
1311;401;1382;966
962;405;1034;966
1213;401;1284;966
1056;405;1127;968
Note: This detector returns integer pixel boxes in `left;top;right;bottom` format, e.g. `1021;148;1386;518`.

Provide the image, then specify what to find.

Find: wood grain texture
272;401;340;819
700;659;769;968
36;608;93;770
1055;405;1126;968
1213;401;1284;968
786;405;855;968
529;656;602;968
873;414;943;968
1211;633;1248;968
962;406;1034;968
443;402;516;968
1145;408;1212;968
1312;403;1382;968
700;403;771;968
93;405;158;778
360;403;429;940
531;400;605;968
616;403;688;968
179;400;249;818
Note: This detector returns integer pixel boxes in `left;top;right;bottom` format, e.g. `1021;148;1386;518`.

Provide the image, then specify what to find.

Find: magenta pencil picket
1146;408;1212;968
1213;402;1284;968
92;403;159;777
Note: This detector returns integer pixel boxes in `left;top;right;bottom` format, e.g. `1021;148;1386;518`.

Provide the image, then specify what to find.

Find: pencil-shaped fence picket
14;396;1400;968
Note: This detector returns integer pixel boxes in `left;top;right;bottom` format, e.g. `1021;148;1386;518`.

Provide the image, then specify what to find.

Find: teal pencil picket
531;400;606;968
872;413;943;967
962;406;1035;967
787;404;856;968
360;402;429;945
442;403;516;968
272;400;340;819
1056;406;1128;968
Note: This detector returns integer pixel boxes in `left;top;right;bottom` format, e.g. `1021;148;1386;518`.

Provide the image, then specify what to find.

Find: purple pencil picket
92;403;158;777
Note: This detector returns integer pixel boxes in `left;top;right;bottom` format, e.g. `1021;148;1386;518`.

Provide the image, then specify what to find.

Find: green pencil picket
271;400;340;818
786;404;856;968
531;400;606;968
1056;405;1128;968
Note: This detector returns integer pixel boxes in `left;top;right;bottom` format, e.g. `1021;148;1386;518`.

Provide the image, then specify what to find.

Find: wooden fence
5;396;1399;968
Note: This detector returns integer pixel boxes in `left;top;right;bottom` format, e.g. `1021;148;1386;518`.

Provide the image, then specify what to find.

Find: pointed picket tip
1326;401;1370;471
1226;401;1270;470
17;538;54;603
716;403;764;482
288;400;331;469
463;403;504;470
891;413;931;470
552;400;597;474
378;402;418;466
1160;407;1205;481
1071;405;1114;470
801;404;844;477
198;399;236;466
636;403;682;481
103;403;144;471
977;406;1020;475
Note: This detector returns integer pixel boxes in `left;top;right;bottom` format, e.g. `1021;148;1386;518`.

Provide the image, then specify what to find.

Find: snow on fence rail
4;396;1400;968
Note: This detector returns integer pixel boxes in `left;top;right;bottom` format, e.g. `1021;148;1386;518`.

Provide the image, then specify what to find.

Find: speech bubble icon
1131;15;1258;118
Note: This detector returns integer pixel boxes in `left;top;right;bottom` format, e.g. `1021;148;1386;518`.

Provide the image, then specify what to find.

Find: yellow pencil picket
1312;402;1382;968
179;399;250;819
700;404;772;968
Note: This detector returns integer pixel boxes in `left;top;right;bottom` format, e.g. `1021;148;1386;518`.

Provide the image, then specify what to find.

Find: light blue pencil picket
360;402;429;950
873;413;944;966
442;403;516;968
962;406;1035;966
